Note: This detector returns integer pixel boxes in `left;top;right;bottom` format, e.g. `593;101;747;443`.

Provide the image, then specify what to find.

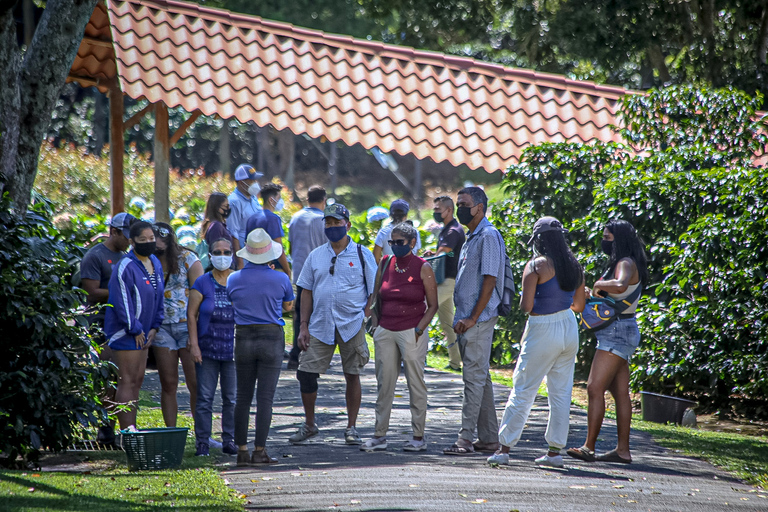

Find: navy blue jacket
105;251;165;346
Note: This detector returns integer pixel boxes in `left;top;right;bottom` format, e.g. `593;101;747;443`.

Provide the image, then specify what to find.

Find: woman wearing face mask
487;217;586;468
104;221;165;430
245;183;291;279
567;219;648;465
362;223;438;453
199;192;239;266
187;237;237;456
152;222;205;430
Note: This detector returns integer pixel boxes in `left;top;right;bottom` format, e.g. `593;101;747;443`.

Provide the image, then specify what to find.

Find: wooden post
154;103;170;224
108;82;125;215
328;142;338;195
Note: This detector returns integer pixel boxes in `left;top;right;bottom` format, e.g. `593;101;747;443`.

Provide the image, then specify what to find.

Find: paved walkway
146;355;762;512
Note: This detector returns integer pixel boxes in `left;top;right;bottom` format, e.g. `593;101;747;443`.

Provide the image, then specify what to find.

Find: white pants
497;309;579;450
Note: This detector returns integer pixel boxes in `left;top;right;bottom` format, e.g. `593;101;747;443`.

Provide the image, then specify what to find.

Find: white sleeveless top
608;281;641;315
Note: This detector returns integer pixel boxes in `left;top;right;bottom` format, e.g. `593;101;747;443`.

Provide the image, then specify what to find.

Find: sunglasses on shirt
387;239;408;246
152;225;171;238
329;256;337;275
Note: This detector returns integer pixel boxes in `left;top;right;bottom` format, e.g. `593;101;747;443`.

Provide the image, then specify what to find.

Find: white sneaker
208;437;223;449
535;454;564;468
360;437;387;452
487;451;510;465
403;439;427;452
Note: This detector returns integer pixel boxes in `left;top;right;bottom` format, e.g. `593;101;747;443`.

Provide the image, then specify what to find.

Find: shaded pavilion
68;0;628;220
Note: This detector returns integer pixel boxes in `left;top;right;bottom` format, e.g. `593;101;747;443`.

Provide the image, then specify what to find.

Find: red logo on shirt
349;262;354;267
146;280;150;285
107;259;112;264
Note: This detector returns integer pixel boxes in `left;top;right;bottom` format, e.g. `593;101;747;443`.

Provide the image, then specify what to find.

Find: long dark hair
604;219;649;287
532;230;584;292
201;192;228;238
154;222;191;277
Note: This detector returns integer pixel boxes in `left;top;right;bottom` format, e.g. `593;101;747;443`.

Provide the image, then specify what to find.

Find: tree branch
0;6;20;193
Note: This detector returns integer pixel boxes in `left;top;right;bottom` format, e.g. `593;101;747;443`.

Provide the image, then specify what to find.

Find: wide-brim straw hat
237;228;283;264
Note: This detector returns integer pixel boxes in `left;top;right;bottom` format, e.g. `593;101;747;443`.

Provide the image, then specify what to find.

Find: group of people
80;161;648;468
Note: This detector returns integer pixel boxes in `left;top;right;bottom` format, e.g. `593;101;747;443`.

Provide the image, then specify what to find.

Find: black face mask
221;207;231;219
456;206;475;226
433;211;444;223
601;240;613;256
134;241;157;257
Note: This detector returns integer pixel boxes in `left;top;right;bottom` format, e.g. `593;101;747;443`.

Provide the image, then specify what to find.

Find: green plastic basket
120;427;188;471
424;253;446;285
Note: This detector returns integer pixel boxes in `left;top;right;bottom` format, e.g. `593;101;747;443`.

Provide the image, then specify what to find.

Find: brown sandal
566;446;596;462
250;448;278;464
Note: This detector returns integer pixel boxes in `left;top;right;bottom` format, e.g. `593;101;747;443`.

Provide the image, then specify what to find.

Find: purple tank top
531;276;575;315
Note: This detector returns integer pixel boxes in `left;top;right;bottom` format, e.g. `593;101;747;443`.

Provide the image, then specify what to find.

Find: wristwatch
414;327;424;336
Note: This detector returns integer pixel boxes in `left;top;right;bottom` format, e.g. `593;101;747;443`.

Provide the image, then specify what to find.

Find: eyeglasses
211;250;232;256
387;239;408;246
152;225;171;238
329;256;337;276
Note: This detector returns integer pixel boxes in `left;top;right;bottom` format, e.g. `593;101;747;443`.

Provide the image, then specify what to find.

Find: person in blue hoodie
105;220;165;430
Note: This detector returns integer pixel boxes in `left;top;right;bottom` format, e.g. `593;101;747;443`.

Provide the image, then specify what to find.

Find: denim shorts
153;322;189;351
595;317;641;361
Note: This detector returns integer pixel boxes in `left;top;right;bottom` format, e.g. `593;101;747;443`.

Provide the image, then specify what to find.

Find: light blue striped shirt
454;217;505;325
297;238;376;344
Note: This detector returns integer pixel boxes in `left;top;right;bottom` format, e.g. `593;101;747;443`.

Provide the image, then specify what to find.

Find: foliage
0;194;111;466
494;85;768;410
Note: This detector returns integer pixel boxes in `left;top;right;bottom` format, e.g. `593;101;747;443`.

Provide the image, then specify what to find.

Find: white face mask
247;182;261;198
210;255;233;271
273;197;285;211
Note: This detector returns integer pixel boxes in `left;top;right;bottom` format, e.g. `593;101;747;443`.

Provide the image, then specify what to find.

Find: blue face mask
325;225;347;243
392;245;411;258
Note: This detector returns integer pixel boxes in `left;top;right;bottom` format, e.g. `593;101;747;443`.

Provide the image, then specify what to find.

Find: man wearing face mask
227;164;263;268
245;183;291;279
424;196;465;371
443;187;506;456
289;203;376;446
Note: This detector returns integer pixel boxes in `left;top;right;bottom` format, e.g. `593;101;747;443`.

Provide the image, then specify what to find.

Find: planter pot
640;391;696;425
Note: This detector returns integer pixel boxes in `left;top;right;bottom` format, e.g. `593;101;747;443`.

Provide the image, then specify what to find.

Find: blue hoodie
105;251;165;347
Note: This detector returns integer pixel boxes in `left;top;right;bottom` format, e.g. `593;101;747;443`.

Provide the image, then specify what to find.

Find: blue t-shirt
192;272;235;361
246;210;284;241
227;263;294;326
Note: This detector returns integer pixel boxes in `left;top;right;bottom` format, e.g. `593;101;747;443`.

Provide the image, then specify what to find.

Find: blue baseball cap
233;163;263;181
390;199;410;214
323;203;350;221
110;212;137;238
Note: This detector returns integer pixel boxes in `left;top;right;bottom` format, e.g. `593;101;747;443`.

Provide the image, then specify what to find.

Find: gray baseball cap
528;216;568;244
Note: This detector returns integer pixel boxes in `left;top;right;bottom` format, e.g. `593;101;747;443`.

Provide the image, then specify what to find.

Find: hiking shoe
208;437;223;449
222;441;238;455
535;454;564;468
360;437;387;452
344;426;362;445
236;450;250;466
195;443;210;457
289;422;319;444
487;451;510;465
403;439;427;452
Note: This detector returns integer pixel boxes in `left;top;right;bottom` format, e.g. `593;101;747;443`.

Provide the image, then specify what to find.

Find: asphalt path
147;355;764;512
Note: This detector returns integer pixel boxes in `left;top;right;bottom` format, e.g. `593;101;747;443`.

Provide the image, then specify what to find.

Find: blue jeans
234;324;284;447
194;358;236;446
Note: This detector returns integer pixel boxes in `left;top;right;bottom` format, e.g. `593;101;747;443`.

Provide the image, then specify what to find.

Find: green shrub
495;85;768;411
0;194;111;466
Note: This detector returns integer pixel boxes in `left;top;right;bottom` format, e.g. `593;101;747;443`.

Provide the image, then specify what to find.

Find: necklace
394;259;409;274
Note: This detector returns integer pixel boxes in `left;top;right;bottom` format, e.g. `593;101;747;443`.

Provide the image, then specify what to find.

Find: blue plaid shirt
454;217;505;325
297;238;376;344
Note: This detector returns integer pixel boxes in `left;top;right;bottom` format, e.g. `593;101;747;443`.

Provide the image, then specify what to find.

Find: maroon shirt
379;255;427;331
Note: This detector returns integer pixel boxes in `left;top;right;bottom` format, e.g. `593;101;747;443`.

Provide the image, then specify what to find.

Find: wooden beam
108;82;125;215
81;36;113;48
154;103;171;224
67;74;101;88
169;109;202;146
123;103;154;131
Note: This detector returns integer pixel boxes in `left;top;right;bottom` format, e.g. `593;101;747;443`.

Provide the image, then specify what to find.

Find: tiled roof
71;0;629;172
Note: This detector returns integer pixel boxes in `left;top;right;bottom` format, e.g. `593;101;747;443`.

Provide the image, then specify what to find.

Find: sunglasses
152;225;171;238
211;250;232;256
387;239;408;246
329;256;337;276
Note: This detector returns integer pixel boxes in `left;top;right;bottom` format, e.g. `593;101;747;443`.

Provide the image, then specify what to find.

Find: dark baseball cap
390;199;410;213
323;203;350;221
528;216;568;244
110;212;137;238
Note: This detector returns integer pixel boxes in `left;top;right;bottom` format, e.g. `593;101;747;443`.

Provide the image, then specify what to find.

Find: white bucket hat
237;228;283;265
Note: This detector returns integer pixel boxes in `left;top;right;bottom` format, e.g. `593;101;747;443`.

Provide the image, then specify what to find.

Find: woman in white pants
488;217;586;467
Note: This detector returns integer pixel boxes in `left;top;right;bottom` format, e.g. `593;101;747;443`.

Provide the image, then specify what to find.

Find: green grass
0;393;244;511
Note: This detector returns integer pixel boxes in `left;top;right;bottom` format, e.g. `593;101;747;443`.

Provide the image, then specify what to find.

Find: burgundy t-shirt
379;255;427;331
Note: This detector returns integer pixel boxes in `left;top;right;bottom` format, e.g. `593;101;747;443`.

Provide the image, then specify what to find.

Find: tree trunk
412;155;423;220
0;0;99;212
256;125;277;178
277;129;295;191
219;118;230;176
154;102;170;224
328;142;338;195
92;88;107;156
647;44;671;85
758;6;768;97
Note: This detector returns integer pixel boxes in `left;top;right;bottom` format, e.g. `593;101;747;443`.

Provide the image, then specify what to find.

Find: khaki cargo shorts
298;323;369;375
